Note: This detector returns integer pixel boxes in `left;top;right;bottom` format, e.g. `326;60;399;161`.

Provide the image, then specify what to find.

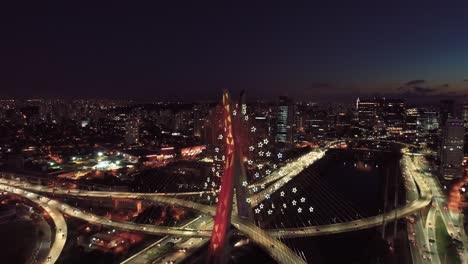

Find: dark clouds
398;79;442;96
386;80;468;103
412;86;437;94
405;80;426;86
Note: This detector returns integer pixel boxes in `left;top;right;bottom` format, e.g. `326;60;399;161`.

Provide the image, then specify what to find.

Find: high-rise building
404;107;419;138
382;99;405;136
193;104;210;138
356;98;378;128
463;102;468;129
439;99;455;127
417;109;439;131
440;119;465;180
125;115;140;145
305;108;328;139
275;96;295;144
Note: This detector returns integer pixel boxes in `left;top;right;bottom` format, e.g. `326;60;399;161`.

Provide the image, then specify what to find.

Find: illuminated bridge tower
233;90;253;220
207;90;253;264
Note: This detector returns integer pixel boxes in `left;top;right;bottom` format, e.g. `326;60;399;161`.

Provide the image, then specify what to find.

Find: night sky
1;2;468;102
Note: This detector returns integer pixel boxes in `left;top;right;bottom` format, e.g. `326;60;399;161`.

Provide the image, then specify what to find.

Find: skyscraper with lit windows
275;96;295;144
440;119;465;180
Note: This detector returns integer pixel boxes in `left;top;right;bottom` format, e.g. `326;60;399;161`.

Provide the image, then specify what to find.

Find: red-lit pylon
206;90;236;264
206;90;254;264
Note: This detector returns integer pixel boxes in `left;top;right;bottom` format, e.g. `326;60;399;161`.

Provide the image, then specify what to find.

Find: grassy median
435;214;461;264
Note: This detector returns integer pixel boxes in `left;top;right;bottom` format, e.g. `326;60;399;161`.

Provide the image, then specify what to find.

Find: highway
414;156;468;262
0;183;67;264
0;178;305;264
0;165;432;240
268;151;433;238
1;181;213;237
0;150;433;239
249;150;325;207
0;142;441;264
402;154;438;264
249;149;325;189
426;205;440;263
151;216;213;264
0;148;321;200
121;215;213;264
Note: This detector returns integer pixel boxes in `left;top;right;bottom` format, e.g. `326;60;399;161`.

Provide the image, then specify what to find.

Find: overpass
0;140;437;263
1;183;67;264
0;149;432;240
0;178;305;264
